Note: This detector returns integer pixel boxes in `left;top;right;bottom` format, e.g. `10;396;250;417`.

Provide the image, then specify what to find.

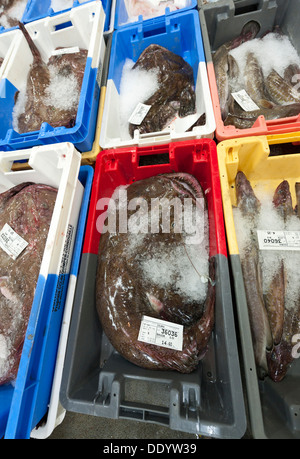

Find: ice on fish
233;184;300;314
45;65;81;111
0;0;27;28
229;32;300;91
119;58;160;140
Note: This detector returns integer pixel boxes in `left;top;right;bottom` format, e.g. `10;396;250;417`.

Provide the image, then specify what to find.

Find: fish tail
18;22;43;64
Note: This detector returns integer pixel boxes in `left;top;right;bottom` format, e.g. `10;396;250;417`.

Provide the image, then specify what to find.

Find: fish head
231;21;260;50
235;171;261;215
266;343;293;382
272;180;293;220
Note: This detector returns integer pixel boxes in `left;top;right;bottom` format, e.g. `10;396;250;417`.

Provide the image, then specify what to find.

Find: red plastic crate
83;139;227;258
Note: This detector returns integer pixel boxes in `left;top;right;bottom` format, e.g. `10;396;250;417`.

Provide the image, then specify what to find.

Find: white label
257;230;300;251
0;223;28;260
51;46;80;56
128;103;151;125
138;315;183;351
231;89;260;112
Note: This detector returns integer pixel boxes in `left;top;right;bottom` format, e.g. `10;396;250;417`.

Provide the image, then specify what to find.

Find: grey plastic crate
199;0;300;140
199;0;284;58
60;252;247;439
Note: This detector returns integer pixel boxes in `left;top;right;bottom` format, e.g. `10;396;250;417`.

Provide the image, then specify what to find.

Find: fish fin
258;99;275;109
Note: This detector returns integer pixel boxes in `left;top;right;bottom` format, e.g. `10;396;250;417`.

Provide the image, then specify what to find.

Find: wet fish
265;69;300;105
224;102;300;129
264;181;293;348
128;45;196;137
235;171;272;372
96;173;215;373
284;63;300;85
244;52;273;108
213;21;260;119
266;182;300;382
0;182;57;385
16;22;87;133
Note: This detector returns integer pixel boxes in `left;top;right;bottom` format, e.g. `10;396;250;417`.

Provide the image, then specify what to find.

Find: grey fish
96;173;215;373
0;182;57;385
266;181;300;382
129;45;196;137
224;102;300;129
264;181;293;348
244;52;273;108
283;63;300;85
265;69;300;105
213;21;260;120
235;171;273;372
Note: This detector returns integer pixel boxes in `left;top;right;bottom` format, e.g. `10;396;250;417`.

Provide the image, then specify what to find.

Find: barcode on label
138;315;183;351
0;223;28;260
231;89;260;112
128;103;151;125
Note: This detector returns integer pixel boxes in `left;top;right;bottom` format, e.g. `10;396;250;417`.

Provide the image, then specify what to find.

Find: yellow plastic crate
217;133;300;439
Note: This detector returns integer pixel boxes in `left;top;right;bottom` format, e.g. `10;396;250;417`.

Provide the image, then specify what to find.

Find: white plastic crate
0;1;106;152
1;142;84;439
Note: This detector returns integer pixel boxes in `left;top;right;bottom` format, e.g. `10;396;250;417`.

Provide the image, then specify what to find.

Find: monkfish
129;45;196;137
0;182;57;385
15;22;87;133
96;173;215;373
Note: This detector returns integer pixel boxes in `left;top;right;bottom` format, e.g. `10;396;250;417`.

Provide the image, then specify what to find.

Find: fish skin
129;45;196;136
244;52;272;108
266;182;300;382
96;173;214;373
224;102;300;129
16;22;87;134
265;69;300;105
213;21;260;120
264;181;293;350
214;53;229;120
284;63;300;85
0;182;57;385
235;171;273;372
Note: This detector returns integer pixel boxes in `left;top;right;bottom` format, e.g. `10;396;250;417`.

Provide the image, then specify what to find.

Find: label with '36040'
138;315;183;351
257;230;300;250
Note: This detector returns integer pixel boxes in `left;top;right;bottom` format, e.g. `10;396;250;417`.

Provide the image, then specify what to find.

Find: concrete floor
48;411;200;440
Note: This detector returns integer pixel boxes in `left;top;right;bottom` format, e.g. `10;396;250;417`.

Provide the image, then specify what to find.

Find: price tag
128;103;151;125
257;230;300;251
231;89;260;112
0;223;28;260
138;315;183;351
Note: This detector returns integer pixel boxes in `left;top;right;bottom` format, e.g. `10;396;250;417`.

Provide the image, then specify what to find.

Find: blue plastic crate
3;163;94;440
100;9;215;149
0;2;105;153
23;0;113;33
114;0;197;29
